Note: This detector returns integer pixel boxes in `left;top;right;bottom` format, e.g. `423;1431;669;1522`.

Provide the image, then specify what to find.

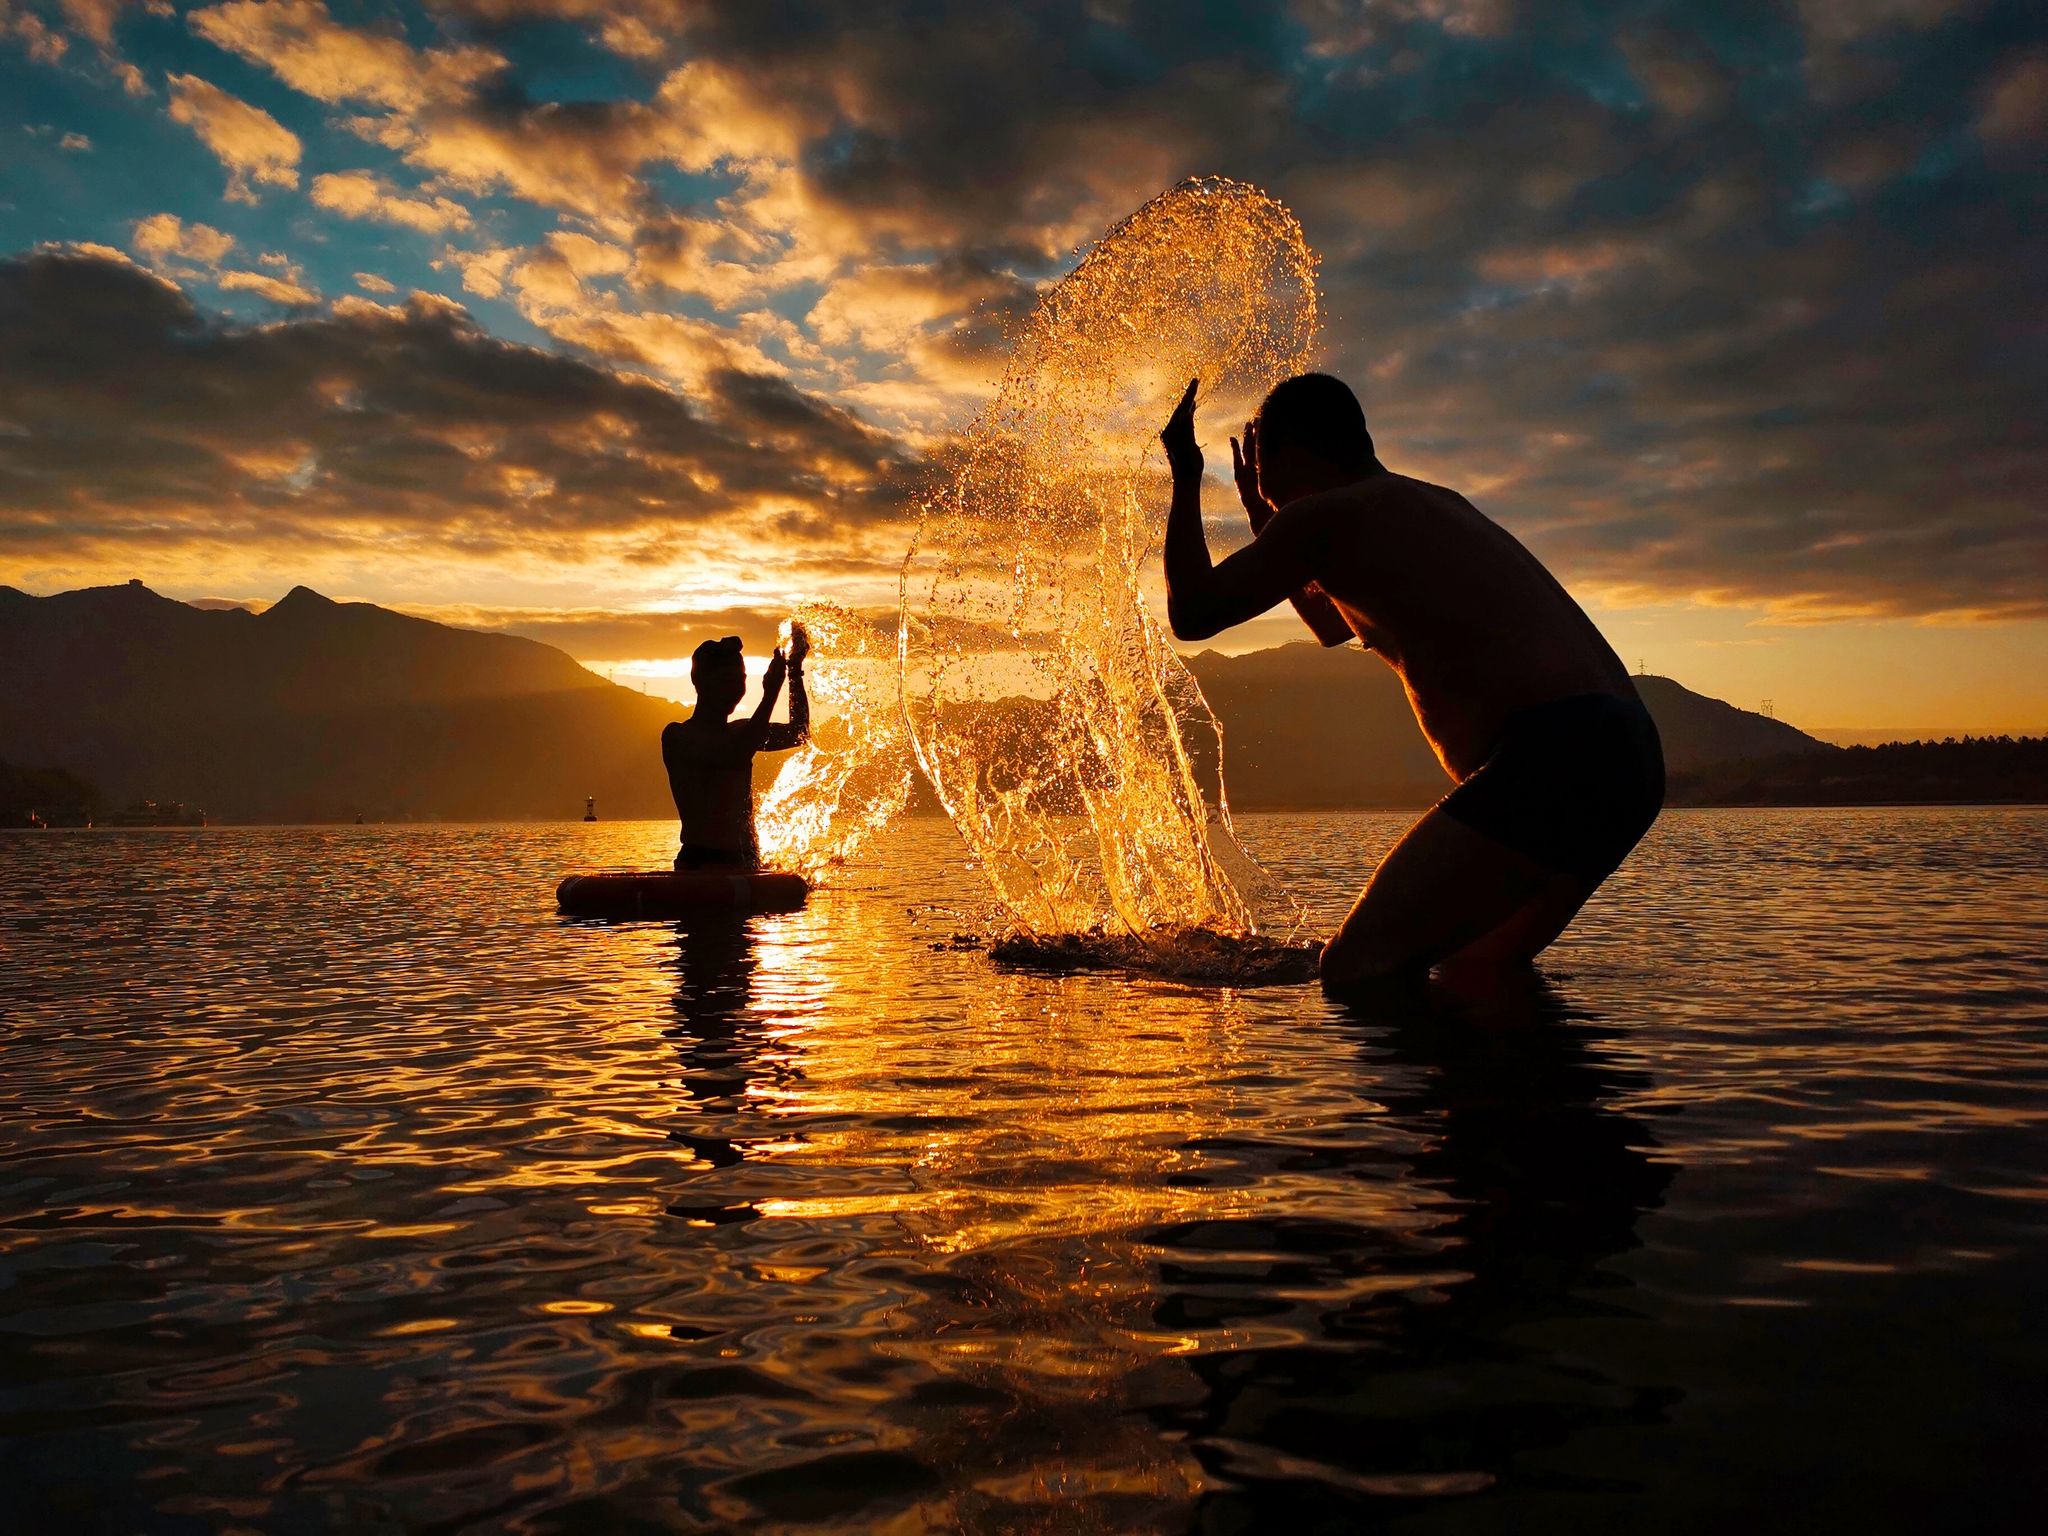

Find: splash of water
899;176;1322;947
756;603;914;881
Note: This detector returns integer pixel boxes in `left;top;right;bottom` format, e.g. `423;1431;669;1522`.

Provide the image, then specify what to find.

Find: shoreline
8;801;2048;833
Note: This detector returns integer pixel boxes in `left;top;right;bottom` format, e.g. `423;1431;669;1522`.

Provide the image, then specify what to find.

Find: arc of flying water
894;175;1323;948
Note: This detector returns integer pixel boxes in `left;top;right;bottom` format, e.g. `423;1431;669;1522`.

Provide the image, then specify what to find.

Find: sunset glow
6;10;2047;1528
4;1;2042;733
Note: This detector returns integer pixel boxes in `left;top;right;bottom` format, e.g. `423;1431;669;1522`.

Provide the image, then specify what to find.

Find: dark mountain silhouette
1184;643;1829;807
1;581;680;822
3;584;1835;822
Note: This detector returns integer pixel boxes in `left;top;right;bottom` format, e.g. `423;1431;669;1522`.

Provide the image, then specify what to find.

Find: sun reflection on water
2;811;2046;1529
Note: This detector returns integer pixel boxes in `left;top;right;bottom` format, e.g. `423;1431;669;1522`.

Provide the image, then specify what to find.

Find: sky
1;0;2043;735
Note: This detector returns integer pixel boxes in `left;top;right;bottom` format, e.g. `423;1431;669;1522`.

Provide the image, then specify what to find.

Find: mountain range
1186;641;1824;808
2;582;1830;822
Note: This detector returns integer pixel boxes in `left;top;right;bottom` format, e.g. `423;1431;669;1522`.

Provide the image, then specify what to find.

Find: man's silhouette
1159;374;1663;984
662;624;809;871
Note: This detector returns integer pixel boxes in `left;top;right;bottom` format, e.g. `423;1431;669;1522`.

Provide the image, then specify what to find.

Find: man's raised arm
1161;379;1320;643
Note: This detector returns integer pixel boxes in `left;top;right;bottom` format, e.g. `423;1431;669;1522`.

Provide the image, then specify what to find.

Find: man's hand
785;620;810;669
1160;377;1203;483
1230;418;1272;534
763;648;787;697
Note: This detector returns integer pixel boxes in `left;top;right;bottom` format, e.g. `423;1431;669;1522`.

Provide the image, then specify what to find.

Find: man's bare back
1278;471;1634;779
1159;373;1663;986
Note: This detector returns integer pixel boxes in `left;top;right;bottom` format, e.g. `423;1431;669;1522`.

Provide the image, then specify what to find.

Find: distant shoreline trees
0;760;105;827
1668;736;2048;806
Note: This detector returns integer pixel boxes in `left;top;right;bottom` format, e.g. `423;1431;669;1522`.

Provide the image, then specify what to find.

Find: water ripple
3;809;2046;1530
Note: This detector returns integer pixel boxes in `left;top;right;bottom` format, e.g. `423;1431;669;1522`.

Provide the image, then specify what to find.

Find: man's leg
1440;874;1597;973
1320;806;1557;987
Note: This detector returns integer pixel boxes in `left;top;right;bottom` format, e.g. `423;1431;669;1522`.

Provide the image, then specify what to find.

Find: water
901;178;1319;939
756;603;912;881
3;809;2046;1532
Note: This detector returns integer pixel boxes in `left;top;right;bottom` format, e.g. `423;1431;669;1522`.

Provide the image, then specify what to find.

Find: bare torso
662;717;760;861
1294;472;1634;779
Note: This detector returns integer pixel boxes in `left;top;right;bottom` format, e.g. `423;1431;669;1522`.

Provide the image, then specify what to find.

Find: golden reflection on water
3;810;2046;1529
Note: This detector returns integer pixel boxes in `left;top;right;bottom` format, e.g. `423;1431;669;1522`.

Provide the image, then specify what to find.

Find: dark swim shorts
1439;692;1666;880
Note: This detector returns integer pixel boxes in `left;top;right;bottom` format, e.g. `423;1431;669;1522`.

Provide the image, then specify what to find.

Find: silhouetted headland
6;583;2038;824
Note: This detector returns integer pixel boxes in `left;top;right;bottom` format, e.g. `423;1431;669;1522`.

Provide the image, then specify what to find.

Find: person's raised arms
761;621;810;751
1161;379;1322;643
736;646;788;751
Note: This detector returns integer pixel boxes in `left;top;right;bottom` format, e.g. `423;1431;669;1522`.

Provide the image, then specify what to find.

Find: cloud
354;271;397;294
58;131;92;152
1793;0;1972;46
189;0;501;113
1;0;152;92
132;211;236;269
439;233;786;388
310;169;472;233
54;0;138;48
13;3;2048;627
363;57;805;230
1979;50;2048;144
0;247;913;601
165;73;302;202
1;3;69;64
218;267;319;306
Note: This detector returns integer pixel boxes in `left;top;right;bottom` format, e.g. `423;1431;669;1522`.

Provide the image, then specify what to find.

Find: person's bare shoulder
1272;474;1406;543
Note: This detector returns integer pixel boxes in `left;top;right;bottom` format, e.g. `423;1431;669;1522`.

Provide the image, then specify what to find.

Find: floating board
556;870;809;919
989;930;1321;986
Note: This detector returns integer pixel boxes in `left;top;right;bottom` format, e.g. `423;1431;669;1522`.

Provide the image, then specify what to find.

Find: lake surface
3;809;2045;1532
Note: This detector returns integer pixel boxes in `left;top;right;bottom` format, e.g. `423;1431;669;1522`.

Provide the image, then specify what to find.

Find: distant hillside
0;581;681;822
1184;643;1830;808
3;585;1854;822
1672;735;2048;805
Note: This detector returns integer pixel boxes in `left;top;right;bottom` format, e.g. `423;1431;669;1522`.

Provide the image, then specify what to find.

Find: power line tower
1760;699;1776;720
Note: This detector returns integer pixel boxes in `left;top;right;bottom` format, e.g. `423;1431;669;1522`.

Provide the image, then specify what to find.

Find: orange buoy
556;870;809;919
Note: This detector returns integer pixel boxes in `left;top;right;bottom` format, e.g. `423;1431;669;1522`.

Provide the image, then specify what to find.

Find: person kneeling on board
662;622;809;871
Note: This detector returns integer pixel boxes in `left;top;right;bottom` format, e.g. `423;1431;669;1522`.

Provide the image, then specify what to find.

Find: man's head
1254;373;1378;507
690;635;747;716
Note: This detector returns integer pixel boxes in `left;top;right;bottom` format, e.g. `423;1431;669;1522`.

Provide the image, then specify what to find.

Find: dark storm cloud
0;247;909;563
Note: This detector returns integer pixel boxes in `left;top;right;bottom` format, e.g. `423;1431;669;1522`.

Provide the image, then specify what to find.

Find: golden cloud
132;211;236;268
218;268;320;306
189;0;501;112
310;169;473;233
165;73;302;202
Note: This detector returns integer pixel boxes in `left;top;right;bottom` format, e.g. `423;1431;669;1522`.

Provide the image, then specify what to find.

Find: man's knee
1319;926;1425;988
